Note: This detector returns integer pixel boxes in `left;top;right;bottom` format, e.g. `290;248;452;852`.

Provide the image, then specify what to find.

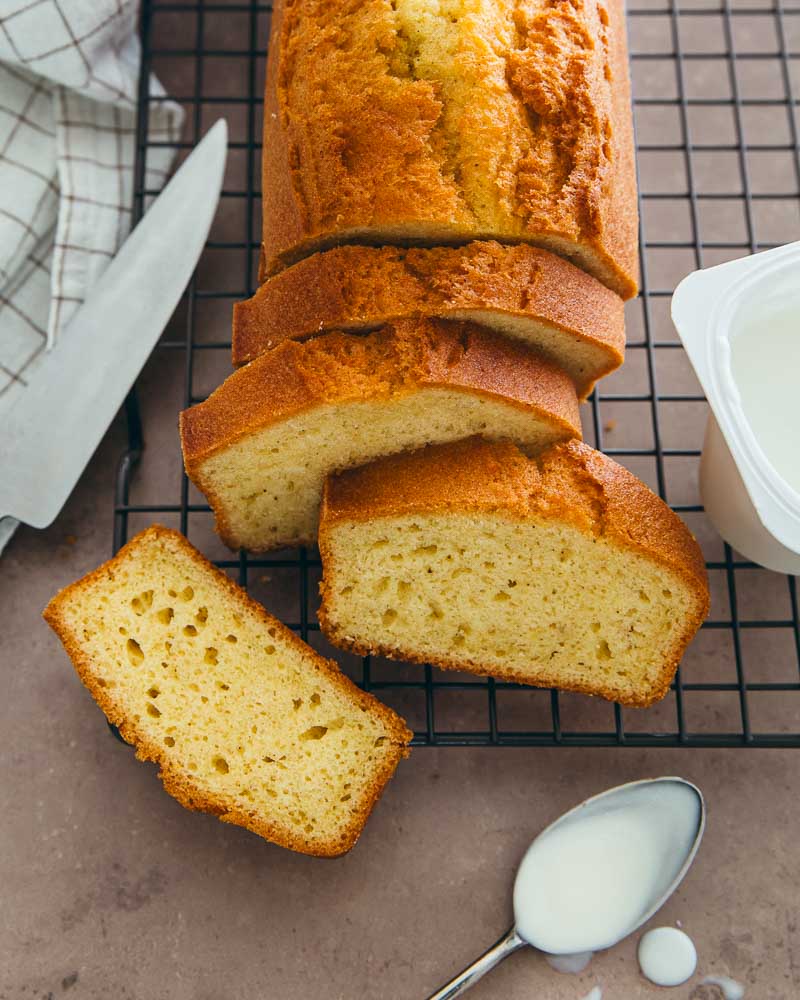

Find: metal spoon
426;777;705;999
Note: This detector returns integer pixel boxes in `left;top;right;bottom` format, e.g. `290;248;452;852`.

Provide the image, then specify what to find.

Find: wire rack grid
114;0;800;748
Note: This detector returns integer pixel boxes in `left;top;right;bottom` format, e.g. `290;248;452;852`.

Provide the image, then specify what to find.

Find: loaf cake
261;0;638;299
43;526;412;857
233;242;625;398
318;438;709;707
180;319;581;552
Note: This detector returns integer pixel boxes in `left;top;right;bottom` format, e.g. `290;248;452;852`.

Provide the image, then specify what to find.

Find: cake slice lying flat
44;526;411;857
318;439;709;707
181;319;580;552
232;242;625;399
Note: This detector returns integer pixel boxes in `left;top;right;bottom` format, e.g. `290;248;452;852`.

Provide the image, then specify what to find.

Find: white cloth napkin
0;0;183;552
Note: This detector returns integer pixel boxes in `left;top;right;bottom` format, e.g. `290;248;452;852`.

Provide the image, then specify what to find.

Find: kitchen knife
0;119;228;550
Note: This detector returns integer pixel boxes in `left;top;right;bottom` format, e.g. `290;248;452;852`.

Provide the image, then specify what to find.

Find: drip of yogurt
580;989;603;1000
546;951;593;974
513;781;701;955
638;926;697;986
701;974;745;999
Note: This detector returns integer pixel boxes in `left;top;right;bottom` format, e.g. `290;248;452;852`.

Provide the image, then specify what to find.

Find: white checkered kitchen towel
0;0;183;552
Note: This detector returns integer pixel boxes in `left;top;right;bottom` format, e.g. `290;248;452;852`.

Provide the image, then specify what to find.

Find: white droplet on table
701;974;745;999
638;926;697;986
580;988;603;1000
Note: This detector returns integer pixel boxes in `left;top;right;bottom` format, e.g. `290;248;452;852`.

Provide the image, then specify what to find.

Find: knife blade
0;119;227;539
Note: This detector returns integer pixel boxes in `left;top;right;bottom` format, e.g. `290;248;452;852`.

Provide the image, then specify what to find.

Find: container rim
704;243;800;542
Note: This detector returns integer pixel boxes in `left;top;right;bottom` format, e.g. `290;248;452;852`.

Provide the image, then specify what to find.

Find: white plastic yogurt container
671;241;800;575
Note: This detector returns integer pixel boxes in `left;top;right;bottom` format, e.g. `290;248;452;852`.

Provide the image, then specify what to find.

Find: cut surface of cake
44;526;411;857
318;439;710;707
233;242;625;399
181;320;581;552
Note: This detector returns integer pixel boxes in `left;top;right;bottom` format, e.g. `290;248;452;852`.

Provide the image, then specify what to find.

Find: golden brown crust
318;438;710;707
43;525;412;858
181;318;581;470
261;0;639;298
604;0;640;298
234;242;626;397
321;437;708;598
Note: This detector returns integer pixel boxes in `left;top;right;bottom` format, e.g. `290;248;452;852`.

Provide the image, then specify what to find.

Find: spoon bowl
426;777;705;1000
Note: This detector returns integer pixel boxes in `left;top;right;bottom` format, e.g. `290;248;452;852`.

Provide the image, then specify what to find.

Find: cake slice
318;439;709;707
43;526;411;857
181;319;581;552
232;242;625;399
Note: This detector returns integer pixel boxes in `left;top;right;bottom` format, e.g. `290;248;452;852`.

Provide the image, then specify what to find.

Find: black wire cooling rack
114;0;800;748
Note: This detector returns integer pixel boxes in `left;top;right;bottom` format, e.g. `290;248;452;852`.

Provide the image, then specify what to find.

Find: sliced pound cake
233;242;625;399
44;526;411;857
261;0;638;299
318;439;709;707
181;319;581;552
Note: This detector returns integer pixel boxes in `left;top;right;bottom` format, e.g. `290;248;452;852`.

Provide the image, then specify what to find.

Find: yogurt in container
671;241;800;574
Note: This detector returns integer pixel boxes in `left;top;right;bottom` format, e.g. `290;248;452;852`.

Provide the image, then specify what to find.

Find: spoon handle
425;926;525;1000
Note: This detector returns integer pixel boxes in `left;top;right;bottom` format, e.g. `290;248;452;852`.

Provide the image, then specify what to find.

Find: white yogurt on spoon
513;779;703;956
